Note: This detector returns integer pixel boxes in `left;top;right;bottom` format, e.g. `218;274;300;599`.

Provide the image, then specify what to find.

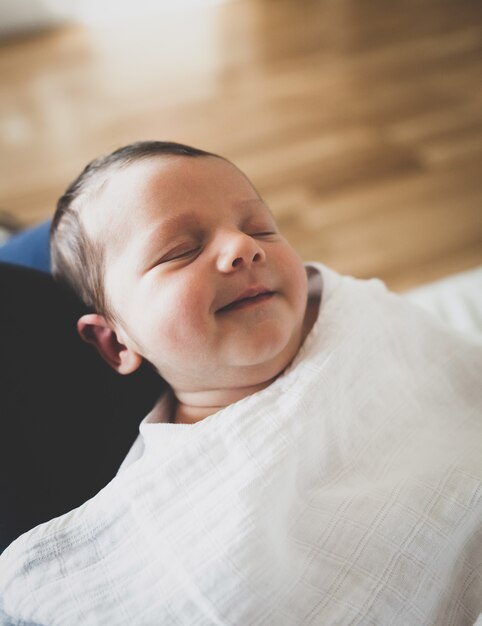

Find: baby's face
83;155;308;390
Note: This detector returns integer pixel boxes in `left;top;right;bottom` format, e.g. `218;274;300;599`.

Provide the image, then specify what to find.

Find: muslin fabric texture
1;263;482;625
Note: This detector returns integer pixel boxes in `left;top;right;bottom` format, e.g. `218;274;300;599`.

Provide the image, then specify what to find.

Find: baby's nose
216;231;266;273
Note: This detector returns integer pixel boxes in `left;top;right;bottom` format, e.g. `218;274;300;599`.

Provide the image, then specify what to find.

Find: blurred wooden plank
0;0;481;290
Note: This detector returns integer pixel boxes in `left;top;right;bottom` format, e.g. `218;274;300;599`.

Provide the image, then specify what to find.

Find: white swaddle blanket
1;263;482;625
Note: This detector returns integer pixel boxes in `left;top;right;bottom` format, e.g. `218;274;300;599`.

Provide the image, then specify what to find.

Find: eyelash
165;246;201;262
250;231;276;238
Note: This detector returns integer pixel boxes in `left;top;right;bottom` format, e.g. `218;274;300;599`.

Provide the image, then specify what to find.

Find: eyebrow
236;198;270;212
152;212;201;235
141;202;268;249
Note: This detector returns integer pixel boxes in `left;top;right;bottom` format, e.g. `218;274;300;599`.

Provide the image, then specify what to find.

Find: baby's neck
173;379;278;424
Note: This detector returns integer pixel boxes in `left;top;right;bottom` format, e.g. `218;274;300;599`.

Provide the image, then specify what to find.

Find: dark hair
50;141;221;320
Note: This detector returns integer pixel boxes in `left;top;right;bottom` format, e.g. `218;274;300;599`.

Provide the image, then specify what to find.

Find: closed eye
155;245;201;265
250;231;277;238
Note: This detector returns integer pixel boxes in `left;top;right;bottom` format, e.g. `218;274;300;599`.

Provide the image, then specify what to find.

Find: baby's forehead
79;157;189;239
80;155;270;254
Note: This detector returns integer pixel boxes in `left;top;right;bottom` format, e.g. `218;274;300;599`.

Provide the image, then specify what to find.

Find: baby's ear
77;314;142;375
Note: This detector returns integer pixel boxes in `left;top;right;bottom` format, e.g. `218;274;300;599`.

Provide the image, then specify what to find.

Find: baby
1;142;482;625
51;141;318;426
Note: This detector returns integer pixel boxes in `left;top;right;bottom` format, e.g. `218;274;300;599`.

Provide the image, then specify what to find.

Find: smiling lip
217;286;275;313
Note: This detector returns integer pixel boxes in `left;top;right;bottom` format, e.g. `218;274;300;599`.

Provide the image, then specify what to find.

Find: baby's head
51;141;308;398
51;142;215;320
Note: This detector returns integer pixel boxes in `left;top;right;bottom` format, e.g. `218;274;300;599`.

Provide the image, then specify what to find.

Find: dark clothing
0;262;162;552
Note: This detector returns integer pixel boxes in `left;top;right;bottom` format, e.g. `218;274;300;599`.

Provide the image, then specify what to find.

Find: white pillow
404;265;482;338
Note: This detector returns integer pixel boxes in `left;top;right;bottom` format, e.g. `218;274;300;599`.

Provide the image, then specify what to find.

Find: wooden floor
0;0;481;291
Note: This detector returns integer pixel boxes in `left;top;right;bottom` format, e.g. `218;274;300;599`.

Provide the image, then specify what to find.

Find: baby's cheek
159;284;207;350
277;244;308;302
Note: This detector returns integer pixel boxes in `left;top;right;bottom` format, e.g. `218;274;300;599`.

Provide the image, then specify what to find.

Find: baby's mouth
217;287;276;313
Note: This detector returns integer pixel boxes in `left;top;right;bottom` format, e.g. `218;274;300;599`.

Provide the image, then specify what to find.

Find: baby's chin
223;322;304;377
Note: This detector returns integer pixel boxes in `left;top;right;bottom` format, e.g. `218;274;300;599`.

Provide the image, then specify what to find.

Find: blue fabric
0;220;51;273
